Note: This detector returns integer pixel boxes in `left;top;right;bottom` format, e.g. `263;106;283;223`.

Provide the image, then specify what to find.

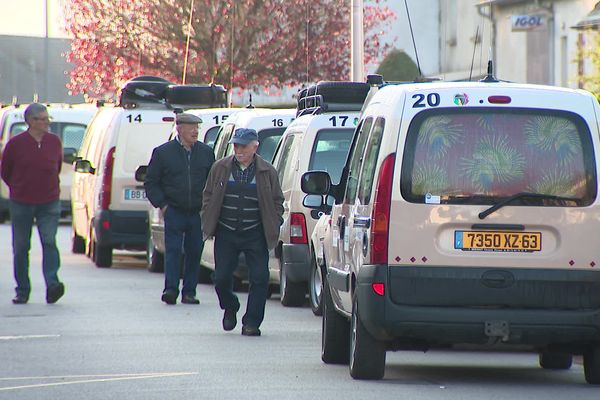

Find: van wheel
309;254;324;316
321;278;350;364
584;345;600;384
94;242;113;268
148;246;164;273
539;351;572;370
350;293;386;379
71;225;86;254
198;265;213;284
279;260;305;307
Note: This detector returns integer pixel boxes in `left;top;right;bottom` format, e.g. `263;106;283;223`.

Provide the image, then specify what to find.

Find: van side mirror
135;165;148;182
63;147;78;165
74;159;94;174
301;171;331;195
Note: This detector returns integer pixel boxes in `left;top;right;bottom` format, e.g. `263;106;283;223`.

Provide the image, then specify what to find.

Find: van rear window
400;108;597;206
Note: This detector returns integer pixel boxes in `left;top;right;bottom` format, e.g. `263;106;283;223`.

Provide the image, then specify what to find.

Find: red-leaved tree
62;0;396;99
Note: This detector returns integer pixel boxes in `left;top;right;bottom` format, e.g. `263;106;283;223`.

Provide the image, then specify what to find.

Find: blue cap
229;128;258;145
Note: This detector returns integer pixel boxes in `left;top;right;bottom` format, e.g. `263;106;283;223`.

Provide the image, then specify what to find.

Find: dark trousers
163;207;203;297
9;200;61;297
214;225;269;329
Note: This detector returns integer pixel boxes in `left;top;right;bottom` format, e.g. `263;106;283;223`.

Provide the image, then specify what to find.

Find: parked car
269;81;369;308
0;103;97;222
71;76;227;268
302;73;600;383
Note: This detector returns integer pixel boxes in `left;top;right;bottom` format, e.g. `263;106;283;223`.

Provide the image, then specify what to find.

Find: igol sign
511;15;546;31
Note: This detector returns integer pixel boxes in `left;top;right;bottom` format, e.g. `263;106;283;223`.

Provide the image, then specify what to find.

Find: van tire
350;293;386;380
94;242;113;268
584;345;600;384
71;225;86;254
322;278;350;364
148;246;164;273
309;253;324;316
539;351;572;370
279;261;306;307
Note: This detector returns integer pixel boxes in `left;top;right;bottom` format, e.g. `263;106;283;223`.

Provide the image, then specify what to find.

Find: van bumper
356;264;600;349
94;209;148;251
282;243;311;282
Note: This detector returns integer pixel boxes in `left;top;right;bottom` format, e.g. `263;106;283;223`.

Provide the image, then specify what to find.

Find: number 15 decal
412;93;440;108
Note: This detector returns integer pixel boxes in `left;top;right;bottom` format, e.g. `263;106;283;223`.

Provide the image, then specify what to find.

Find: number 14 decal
126;114;142;123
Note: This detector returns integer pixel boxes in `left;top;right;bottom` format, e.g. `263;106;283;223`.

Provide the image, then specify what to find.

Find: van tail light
290;212;308;244
370;153;395;265
372;283;385;296
99;147;116;210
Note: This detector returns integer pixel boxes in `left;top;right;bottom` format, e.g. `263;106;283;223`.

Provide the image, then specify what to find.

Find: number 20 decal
412;93;440;108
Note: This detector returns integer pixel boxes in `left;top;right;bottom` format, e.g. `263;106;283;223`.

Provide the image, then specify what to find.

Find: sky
0;0;67;38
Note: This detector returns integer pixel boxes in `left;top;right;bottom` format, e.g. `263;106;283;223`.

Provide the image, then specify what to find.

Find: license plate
124;188;146;201
454;231;541;252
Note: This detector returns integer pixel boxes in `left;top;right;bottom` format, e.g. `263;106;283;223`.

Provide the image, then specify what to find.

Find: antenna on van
480;48;498;83
404;0;423;79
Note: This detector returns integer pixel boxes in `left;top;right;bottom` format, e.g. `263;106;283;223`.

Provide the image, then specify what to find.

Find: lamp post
351;0;364;82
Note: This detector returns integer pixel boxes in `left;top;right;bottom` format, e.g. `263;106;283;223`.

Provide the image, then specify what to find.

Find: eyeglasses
32;116;52;122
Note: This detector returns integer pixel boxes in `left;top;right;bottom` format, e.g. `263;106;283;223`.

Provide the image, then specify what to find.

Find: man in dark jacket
202;128;284;336
145;113;215;305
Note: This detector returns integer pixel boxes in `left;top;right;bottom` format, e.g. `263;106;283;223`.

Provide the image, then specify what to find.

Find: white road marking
0;335;60;340
0;372;198;391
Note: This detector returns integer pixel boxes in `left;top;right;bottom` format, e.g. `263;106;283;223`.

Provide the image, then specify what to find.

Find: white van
71;77;227;268
0;103;97;222
270;81;369;309
200;107;296;283
302;75;600;383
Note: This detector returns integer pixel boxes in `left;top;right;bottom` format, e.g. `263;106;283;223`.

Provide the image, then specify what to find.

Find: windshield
11;122;87;150
308;128;353;184
400;108;596;206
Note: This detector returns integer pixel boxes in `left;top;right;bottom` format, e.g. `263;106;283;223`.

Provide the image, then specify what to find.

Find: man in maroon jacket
0;103;65;304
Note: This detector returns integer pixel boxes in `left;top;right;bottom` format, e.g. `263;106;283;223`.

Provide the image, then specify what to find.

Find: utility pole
44;0;50;102
351;0;364;82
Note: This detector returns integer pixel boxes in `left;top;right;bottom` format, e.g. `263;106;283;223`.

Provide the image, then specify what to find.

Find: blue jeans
9;199;61;297
214;225;269;329
163;207;203;297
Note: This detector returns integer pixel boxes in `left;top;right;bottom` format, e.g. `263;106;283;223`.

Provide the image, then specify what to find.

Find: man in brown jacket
202;128;284;336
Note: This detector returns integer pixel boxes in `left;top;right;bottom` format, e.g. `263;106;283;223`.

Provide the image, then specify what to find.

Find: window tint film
309;128;353;184
401;108;596;206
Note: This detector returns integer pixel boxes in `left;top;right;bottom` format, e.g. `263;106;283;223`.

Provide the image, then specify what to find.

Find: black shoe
241;326;261;337
222;309;237;331
46;283;65;304
181;295;199;305
161;290;177;305
12;295;29;304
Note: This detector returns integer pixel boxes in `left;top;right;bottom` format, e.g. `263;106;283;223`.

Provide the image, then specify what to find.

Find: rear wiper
478;192;577;219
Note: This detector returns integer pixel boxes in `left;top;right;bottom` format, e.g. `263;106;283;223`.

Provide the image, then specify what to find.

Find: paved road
0;224;598;399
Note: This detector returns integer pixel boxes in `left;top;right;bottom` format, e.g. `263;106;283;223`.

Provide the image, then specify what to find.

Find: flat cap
176;113;202;125
229;128;258;145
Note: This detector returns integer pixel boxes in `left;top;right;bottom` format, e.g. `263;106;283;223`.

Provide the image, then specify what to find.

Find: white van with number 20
302;74;600;384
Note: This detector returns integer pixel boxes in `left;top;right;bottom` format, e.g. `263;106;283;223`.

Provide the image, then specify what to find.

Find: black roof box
165;84;228;109
296;81;369;116
119;76;173;108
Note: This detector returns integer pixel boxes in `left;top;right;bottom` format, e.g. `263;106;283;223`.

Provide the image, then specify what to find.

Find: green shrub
375;49;419;82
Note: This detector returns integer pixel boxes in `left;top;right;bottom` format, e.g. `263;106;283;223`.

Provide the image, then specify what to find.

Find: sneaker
222;309;237;331
161;290;177;305
46;283;65;304
241;326;261;336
